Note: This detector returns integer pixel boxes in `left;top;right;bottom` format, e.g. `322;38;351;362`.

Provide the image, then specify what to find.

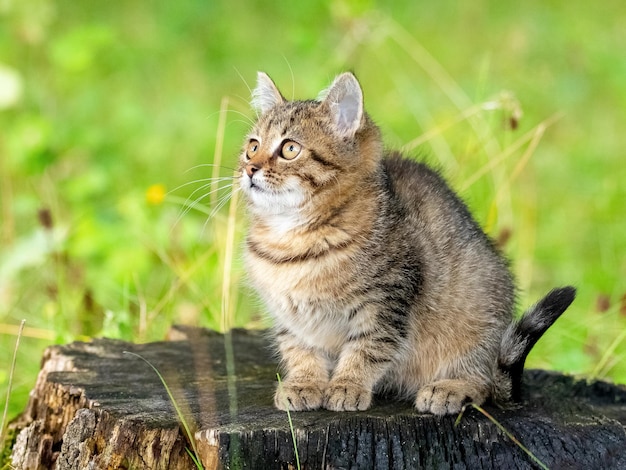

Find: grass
276;373;301;470
123;351;204;469
0;320;24;446
455;403;549;470
1;0;625;434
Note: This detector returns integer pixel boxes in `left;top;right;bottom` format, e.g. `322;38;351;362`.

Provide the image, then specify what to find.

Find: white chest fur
245;249;363;355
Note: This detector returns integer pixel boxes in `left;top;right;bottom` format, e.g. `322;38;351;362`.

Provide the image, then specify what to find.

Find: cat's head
239;72;381;217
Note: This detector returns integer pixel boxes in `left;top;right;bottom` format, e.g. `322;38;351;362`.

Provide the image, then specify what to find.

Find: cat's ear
251;72;285;114
320;72;364;138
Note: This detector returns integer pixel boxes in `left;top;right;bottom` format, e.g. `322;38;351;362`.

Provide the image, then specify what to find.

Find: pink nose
246;163;261;178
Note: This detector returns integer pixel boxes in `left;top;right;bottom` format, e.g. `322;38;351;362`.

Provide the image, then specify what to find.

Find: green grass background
1;0;625;421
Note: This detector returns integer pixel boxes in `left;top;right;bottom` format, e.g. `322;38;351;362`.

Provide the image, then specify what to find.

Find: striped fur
239;72;575;414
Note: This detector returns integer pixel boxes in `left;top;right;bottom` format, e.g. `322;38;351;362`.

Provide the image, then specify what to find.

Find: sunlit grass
1;320;24;447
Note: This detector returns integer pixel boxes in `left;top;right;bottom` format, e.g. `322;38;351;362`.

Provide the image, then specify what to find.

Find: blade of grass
1;319;25;444
455;403;548;470
123;351;204;470
590;326;626;380
210;96;230;208
0;323;54;340
221;171;240;333
383;15;504;163
220;176;242;460
483;112;557;236
139;237;217;320
492;111;564;212
276;373;301;470
460;112;563;192
185;447;205;469
401;100;502;153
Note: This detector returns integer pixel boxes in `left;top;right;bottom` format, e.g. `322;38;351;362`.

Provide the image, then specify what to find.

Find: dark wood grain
9;326;626;469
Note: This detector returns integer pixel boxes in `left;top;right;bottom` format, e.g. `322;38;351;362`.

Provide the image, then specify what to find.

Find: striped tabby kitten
239;71;575;415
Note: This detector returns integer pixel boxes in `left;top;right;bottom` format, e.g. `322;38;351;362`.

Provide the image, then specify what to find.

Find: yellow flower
146;184;166;205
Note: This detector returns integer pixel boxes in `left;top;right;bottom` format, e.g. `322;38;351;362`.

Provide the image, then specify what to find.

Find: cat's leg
415;378;489;415
274;331;330;411
324;334;395;411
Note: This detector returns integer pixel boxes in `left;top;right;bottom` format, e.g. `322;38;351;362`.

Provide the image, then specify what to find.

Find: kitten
238;71;575;415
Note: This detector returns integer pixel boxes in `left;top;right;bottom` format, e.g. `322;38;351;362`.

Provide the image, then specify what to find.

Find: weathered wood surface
9;326;626;469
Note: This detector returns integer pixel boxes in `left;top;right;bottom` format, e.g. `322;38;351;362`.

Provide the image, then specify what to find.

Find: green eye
281;140;301;160
246;139;259;159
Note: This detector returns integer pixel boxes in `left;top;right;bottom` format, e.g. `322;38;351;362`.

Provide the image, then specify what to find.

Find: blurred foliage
1;0;625;420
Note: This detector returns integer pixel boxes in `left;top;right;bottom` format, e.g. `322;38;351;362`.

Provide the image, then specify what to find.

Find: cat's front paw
274;381;325;411
324;380;372;411
415;379;486;415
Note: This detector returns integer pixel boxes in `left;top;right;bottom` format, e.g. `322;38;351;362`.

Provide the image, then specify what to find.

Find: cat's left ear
251;72;285;114
320;72;364;138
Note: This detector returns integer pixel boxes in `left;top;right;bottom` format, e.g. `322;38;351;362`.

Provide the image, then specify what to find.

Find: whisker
167;193;214;234
186;182;236;210
170;182;236;230
235;67;259;119
224;109;256;127
171;194;213;228
200;187;241;236
234;66;253;97
282;55;295;101
186;182;223;202
184;163;240;173
204;107;255;127
228;118;255;129
168;176;236;195
210;188;237;216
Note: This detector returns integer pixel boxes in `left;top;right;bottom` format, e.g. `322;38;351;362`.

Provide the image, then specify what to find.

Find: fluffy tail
497;286;577;402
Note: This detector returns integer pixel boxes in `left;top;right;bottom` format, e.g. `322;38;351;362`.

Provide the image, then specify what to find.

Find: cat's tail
495;286;577;404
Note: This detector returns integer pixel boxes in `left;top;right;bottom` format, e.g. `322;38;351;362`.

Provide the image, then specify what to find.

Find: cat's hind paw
274;381;325;411
415;379;487;415
324;380;372;411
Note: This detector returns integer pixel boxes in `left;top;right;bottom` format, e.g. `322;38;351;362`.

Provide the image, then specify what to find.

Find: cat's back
380;152;512;305
381;153;484;242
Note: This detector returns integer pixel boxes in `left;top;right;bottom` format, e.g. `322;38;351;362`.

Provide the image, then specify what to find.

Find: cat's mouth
250;183;289;197
240;172;306;211
244;182;306;212
246;176;282;195
241;173;262;191
245;178;279;199
248;179;269;193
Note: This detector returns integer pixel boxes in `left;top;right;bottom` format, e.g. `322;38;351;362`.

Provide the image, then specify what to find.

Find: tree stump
8;326;626;469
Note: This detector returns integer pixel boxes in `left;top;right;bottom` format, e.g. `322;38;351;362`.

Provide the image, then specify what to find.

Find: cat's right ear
320;72;364;138
251;72;285;114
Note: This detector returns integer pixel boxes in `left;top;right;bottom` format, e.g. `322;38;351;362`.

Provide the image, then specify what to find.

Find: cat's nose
246;163;261;178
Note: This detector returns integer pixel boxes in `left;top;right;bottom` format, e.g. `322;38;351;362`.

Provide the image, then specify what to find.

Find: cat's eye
281;140;302;160
246;140;260;159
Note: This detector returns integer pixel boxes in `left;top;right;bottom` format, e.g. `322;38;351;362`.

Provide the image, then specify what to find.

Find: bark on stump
8;326;626;469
